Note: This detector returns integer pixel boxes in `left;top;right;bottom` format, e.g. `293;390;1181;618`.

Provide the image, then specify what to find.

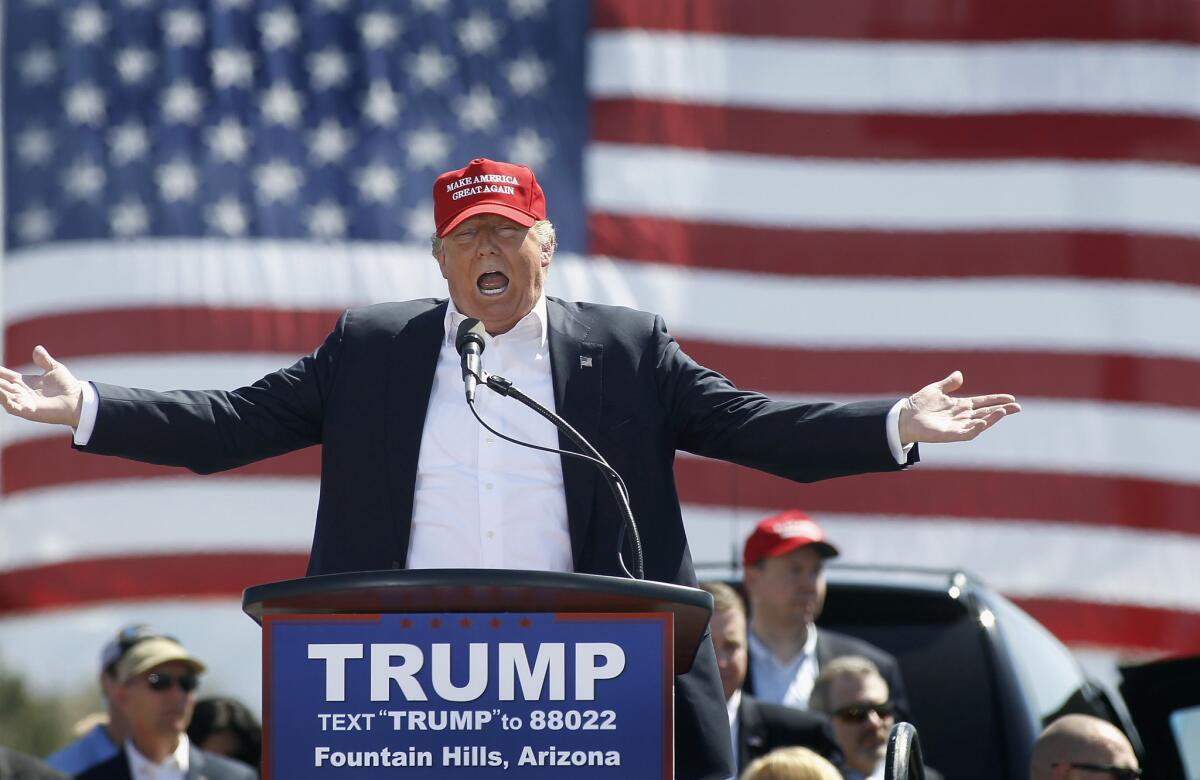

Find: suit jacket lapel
387;302;447;564
547;300;603;570
738;694;764;769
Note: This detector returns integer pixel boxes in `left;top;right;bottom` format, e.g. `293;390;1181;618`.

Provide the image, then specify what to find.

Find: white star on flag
457;12;501;55
355;163;401;203
207;118;251;162
64;84;106;126
255;160;306;203
408;46;455;89
15;206;55;243
359;12;403;49
207;197;249;236
456;84;500;132
156;160;200;202
164;9;205;47
109;122;151;165
261;82;305;127
16;128;54;166
18;47;57;84
406;129;452;168
364;82;402;126
260;8;301;49
162;82;206;125
68;3;108;45
110;200;150;237
307;48;350;90
211;49;256;89
506;54;551;96
307;119;353;165
115;48;156;85
308;200;348;239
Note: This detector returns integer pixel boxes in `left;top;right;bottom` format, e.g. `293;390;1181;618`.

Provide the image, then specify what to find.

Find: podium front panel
262;612;674;779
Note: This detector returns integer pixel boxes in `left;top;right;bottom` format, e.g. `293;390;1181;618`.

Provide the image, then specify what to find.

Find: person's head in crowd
108;630;206;762
187;696;262;770
700;581;749;702
809;656;893;777
96;624;177;746
739;746;843;780
742;510;839;639
1030;714;1140;780
430;157;557;336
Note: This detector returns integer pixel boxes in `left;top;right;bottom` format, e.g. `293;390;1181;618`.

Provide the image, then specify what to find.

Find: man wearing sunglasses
1031;714;1141;780
76;634;256;780
810;656;943;780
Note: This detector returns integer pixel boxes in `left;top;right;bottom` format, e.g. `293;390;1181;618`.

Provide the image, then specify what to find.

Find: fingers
32;345;60;372
935;370;964;394
0;365;21;381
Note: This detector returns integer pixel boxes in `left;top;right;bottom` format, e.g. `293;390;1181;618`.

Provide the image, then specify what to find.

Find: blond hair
739;746;842;780
700;581;746;617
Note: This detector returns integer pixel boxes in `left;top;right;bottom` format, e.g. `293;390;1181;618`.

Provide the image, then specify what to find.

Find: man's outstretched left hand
898;371;1020;445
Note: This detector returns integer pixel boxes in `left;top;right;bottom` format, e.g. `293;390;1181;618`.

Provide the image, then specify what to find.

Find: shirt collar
125;734;190;776
726;687;742;725
443;294;548;350
748;622;819;667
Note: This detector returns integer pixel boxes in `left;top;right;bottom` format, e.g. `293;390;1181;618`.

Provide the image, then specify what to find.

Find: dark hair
187;696;262;770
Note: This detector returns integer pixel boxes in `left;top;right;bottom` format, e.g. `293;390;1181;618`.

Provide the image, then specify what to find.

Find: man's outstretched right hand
0;346;84;428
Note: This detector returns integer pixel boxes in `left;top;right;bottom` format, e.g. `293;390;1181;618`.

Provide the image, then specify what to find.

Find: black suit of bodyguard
78;298;916;780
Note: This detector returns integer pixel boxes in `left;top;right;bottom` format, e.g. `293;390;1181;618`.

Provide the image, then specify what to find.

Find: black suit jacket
80;298;916;780
0;748;69;780
737;693;841;772
74;746;256;780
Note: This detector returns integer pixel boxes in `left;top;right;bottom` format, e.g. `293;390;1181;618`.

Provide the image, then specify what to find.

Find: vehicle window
988;594;1087;722
1170;705;1200;779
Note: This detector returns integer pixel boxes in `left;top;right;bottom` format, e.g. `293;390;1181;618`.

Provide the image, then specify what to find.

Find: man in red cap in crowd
1;158;1017;779
742;510;910;720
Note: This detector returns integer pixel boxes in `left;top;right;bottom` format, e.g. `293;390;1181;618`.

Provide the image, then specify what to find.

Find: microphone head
455;317;487;356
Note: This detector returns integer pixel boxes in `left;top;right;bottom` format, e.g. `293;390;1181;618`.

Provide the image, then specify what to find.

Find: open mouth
477;271;509;297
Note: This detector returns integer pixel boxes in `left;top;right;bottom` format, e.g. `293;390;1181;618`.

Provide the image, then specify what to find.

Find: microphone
455;318;487;402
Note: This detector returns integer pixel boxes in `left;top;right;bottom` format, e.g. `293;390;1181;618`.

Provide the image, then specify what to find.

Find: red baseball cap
743;510;839;568
432;158;547;237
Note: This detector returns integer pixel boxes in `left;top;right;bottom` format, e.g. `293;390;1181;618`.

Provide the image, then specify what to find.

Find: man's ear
541;236;556;268
433;246;449;280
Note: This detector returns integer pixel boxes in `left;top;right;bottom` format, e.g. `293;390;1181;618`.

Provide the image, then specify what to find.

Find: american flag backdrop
2;0;1199;703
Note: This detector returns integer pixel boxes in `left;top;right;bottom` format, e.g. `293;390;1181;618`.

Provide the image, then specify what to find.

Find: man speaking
0;157;1020;779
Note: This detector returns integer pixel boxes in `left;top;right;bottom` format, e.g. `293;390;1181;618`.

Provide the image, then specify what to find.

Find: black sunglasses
1054;763;1142;780
832;702;895;723
144;671;199;693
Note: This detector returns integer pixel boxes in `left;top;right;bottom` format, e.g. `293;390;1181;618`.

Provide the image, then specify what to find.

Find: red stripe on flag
4;307;340;364
675;339;1200;412
1015;597;1200;654
592;0;1200;44
675;458;1200;537
589;214;1200;288
0;552;309;614
9;309;1200;411
6;438;1199;537
593;101;1200;166
2;437;320;494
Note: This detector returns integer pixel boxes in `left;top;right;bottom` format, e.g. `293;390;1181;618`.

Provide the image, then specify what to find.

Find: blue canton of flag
3;0;589;252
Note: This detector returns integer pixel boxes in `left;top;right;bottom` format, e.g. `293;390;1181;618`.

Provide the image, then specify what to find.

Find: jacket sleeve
651;314;917;481
74;311;347;475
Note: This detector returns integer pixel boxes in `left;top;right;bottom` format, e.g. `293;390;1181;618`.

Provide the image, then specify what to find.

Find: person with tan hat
75;632;256;780
1;158;1019;780
742;510;910;720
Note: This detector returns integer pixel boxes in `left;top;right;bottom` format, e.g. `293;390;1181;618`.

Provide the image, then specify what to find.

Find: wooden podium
243;569;713;779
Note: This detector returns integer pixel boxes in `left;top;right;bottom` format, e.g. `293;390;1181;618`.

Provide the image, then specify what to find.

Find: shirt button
486;531;495;540
486;436;495;443
485;483;494;490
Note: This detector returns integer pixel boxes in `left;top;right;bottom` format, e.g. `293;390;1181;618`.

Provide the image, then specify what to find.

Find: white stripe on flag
589;34;1200;116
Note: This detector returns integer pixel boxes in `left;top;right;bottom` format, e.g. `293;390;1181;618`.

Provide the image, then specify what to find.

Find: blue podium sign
262;612;673;778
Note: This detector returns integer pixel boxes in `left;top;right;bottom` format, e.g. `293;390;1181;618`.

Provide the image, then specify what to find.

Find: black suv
708;564;1200;779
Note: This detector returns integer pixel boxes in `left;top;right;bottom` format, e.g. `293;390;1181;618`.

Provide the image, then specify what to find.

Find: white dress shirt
406;295;573;571
747;622;820;709
124;735;189;780
725;688;742;780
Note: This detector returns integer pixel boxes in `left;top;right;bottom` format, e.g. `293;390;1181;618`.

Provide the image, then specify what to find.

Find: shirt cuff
886;399;915;465
73;381;98;446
